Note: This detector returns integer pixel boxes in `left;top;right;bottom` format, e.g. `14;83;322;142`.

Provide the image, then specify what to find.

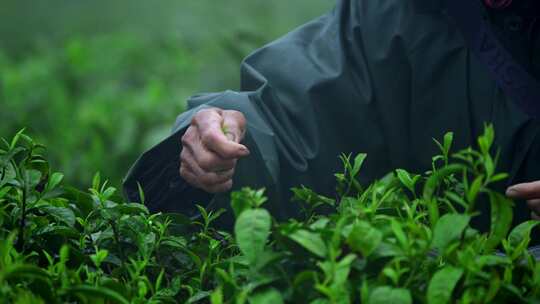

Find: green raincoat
124;0;540;235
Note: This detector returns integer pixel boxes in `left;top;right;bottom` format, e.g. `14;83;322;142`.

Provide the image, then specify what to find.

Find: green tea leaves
248;288;284;304
40;206;76;227
289;229;327;258
431;214;470;252
235;208;272;264
507;220;540;258
45;172;64;192
485;192;513;252
368;286;412;304
231;188;268;217
427;266;463;304
395;169;419;196
346;221;382;257
477;124;495;156
65;285;129;304
2;126;538;303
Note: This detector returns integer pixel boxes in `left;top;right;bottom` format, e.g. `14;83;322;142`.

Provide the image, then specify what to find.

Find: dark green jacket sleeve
124;0;540;232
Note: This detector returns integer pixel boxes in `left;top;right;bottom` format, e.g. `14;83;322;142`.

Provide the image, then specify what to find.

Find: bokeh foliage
0;0;333;187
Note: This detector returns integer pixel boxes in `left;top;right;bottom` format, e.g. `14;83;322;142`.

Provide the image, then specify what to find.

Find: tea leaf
4;265;52;282
92;172;101;190
289;229;327;258
46;172;64;191
391;219;409;250
90;249;109;268
352;153;367;177
427;266;463;304
423;164;462;201
346;221;382;257
508;220;540;248
187;291;211;303
235;208;271;264
210;286;224;304
466;175;483;204
431;214;470;252
231;190;252;218
65;285;129;304
485;192;513;252
40;206;76;227
248;288;283;304
368;286;412;304
396;169;418;195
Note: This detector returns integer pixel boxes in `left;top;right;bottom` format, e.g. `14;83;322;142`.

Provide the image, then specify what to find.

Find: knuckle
198;154;217;170
219;159;236;170
180;149;188;162
181;128;195;146
201;130;221;146
208;180;233;193
236;112;247;129
193;108;221;125
199;173;218;186
179;166;186;177
192;111;207;126
225;110;247;128
222;180;234;191
226;168;236;179
218;168;235;180
180;167;195;186
527;199;540;209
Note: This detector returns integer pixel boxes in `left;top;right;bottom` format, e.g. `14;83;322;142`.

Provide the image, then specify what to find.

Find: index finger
506;181;540;200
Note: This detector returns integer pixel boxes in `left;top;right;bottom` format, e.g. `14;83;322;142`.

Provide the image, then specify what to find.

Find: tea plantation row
1;126;539;303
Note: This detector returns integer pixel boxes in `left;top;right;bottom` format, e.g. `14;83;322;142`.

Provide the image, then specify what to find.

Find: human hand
179;108;249;193
506;181;540;220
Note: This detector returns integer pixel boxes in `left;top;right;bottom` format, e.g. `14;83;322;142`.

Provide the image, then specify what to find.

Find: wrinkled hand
180;108;249;193
506;181;540;220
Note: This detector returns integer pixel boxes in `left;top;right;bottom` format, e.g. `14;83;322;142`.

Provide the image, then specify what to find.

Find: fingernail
506;187;519;197
240;146;250;155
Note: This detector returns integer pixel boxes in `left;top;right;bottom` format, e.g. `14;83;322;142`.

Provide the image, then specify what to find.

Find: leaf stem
16;179;27;251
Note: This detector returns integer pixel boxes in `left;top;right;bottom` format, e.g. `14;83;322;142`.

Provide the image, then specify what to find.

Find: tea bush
1;126;539;303
0;35;201;188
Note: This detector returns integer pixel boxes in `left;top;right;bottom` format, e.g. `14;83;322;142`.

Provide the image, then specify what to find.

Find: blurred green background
0;0;333;188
